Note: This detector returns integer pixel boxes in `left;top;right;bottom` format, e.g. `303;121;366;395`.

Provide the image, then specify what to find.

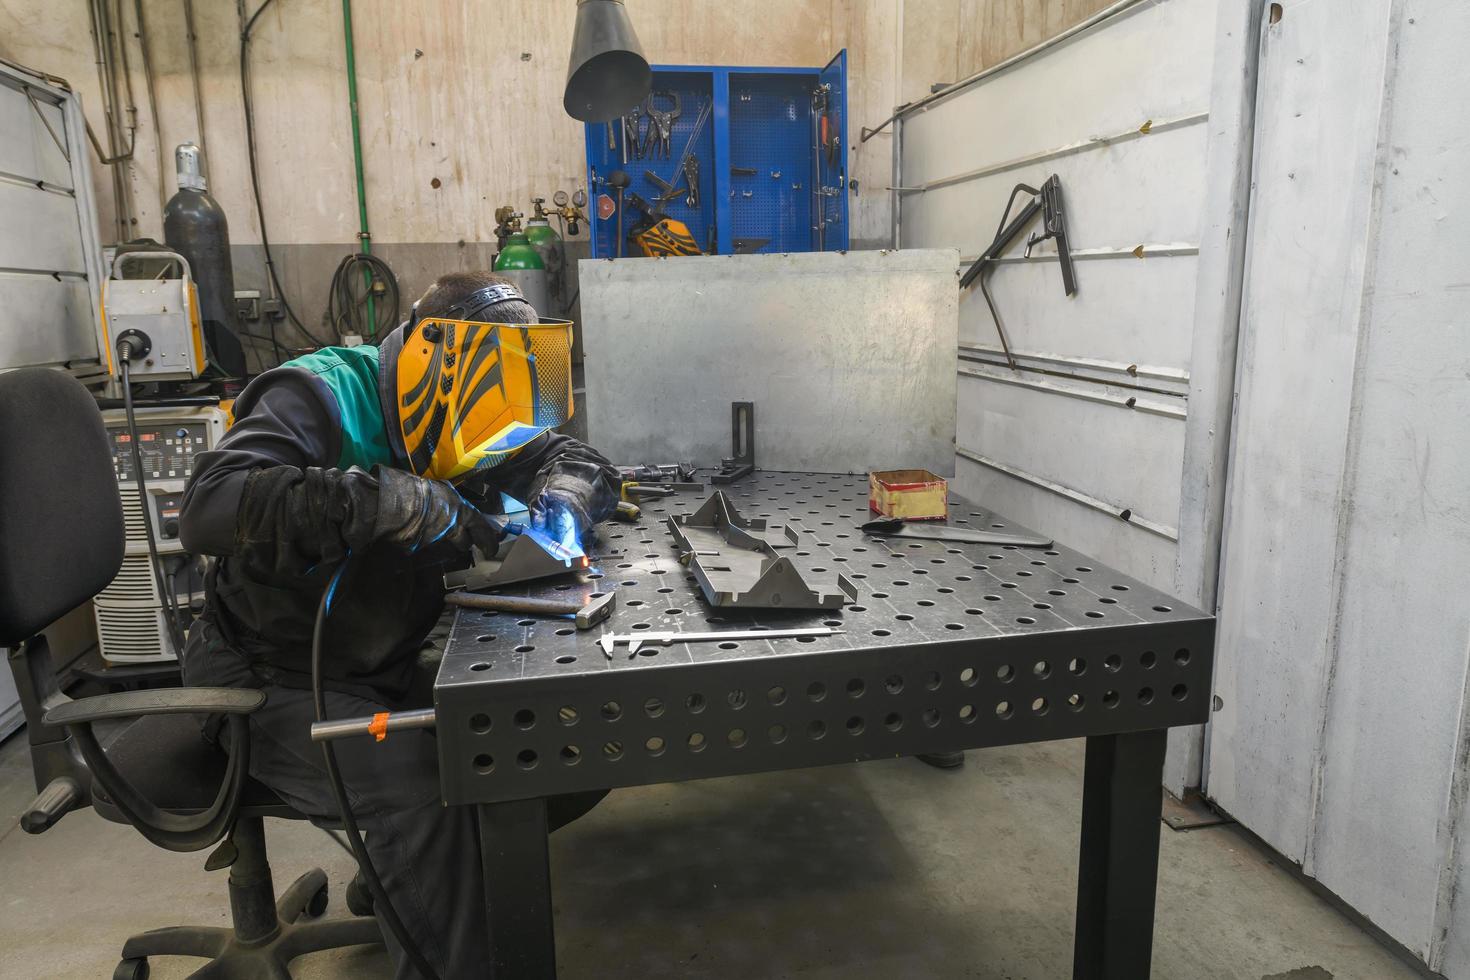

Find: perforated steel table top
435;471;1214;806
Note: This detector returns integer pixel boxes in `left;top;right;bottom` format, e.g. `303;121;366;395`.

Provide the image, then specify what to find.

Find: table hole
627;599;645;607
921;708;940;727
1099;597;1117;605
587;572;604;580
718;642;739;650
665;608;684;616
995;701;1013;720
516;749;538;770
893;580;910;587
1138;687;1155;705
558;706;579;726
515;645;535;654
470;713;492;734
957;667;975;687
687;732;706;752
1016;571;1033;578
1154;605;1174;613
767;685;787;706
1031;697;1049;715
807;682;827;702
1068;658;1087;676
958;704;976;723
1001;583;1018;589
873;562;888;569
895;613;915;622
872;629;892;637
823;619;843;627
473;753;495;774
1104;655;1122;672
1068;694;1085;712
984;595;1001;602
1048;589;1066;597
936;587;954;594
476;634;497;643
1076;566;1093;573
1030;560;1046;567
846;678;865;698
1174;648;1191;666
645;736;666;756
761;722;786;744
883;712;903;732
917;599;936;608
514;709;536;730
650;569;668;576
657;587;674;594
808;720;827;740
480;610;500;619
601;700;622;721
944;623;965;631
602;739;624;759
631;623;651;631
637;648;658;657
884;674;903;694
996;664;1014;683
1016;616;1036;625
1063;578;1080;584
1033;660;1051;679
1140;651;1157;669
956;575;973;582
644;697;664;718
515;619;537;627
846;716;865;735
1033;602;1051;610
728;689;748;710
560;745;581;766
555;629;576;639
727;728;748;748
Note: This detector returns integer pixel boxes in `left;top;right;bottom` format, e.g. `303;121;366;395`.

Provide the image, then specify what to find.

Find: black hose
327;252;400;342
118;349;187;657
240;0;333;353
312;561;441;980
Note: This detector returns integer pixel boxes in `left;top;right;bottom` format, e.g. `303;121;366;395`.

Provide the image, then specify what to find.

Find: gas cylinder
492;231;550;317
163;143;245;376
524;198;566;316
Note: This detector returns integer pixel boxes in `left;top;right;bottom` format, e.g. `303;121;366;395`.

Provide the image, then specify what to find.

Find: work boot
916;750;965;770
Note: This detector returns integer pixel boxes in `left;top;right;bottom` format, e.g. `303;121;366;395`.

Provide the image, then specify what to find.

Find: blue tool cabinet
583;51;848;258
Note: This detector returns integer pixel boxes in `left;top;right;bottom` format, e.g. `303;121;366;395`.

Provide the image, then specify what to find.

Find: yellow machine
100;250;208;382
395;315;575;480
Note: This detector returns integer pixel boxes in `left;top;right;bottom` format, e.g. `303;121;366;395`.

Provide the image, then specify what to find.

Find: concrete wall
0;0;902;356
898;0;1115;105
1208;0;1470;974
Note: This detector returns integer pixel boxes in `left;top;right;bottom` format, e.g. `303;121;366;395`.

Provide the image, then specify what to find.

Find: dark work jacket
179;355;618;703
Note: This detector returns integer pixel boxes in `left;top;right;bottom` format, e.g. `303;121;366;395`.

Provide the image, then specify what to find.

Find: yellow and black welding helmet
388;284;574;481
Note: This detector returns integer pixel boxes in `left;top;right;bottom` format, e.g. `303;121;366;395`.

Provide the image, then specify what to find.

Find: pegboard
584;55;849;258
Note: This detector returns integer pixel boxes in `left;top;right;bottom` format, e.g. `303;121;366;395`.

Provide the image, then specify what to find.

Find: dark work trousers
183;620;605;979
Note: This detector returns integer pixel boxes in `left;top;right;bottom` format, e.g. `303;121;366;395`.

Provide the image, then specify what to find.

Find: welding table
435;472;1215;978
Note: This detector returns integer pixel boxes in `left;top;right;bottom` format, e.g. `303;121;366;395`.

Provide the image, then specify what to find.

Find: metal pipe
957;343;1189;385
131;0;168;220
958;242;1201;266
897;112;1209;195
310;708;437;743
956;364;1187;420
182;0;208;176
957;447;1179;542
341;0;376;327
861;0;1150;142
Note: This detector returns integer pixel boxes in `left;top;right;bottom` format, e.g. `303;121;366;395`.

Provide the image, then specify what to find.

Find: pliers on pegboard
641;90;681;159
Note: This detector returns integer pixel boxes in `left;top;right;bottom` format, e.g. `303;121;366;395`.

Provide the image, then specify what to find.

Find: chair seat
91;713;293;816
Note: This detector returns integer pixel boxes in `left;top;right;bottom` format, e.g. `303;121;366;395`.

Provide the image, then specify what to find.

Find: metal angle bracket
710;401;755;484
444;530;590;592
668;491;856;609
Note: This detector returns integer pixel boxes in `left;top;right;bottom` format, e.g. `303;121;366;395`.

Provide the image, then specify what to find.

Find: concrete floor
0;732;1424;980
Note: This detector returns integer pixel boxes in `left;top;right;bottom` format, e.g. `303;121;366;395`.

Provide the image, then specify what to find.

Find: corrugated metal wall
894;0;1253;792
1209;0;1470;973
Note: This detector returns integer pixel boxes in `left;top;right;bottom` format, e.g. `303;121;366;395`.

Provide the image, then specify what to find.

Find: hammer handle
444;592;578;617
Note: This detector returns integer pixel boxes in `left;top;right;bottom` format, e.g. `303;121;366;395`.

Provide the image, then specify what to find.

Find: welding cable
311;559;441;980
117;346;187;658
240;0;333;356
327;251;400;342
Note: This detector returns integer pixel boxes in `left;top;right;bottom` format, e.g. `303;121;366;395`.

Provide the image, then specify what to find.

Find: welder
178;272;619;977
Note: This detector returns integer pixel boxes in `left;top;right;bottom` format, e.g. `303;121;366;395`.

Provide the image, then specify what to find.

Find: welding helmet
388;283;575;481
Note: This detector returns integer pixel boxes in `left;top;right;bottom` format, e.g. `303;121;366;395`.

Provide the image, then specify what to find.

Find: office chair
0;368;382;980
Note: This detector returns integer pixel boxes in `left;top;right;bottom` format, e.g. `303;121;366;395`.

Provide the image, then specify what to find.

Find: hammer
443;590;616;630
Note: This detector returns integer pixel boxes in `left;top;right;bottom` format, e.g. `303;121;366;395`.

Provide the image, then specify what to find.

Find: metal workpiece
434;472;1214;807
860;516;1053;549
668;490;856;610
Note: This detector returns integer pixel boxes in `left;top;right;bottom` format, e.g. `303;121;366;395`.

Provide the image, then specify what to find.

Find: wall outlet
234;289;262;320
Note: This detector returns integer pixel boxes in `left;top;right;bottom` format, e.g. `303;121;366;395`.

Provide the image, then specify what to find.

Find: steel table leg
479;798;555;978
1072;729;1168;980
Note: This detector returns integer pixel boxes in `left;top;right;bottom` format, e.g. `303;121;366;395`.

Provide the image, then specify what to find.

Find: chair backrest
0;368;125;646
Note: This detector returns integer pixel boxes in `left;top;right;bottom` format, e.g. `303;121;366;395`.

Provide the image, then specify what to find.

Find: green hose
341;0;376;333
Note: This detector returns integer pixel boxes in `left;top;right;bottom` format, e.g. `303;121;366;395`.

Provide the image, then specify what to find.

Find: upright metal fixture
564;0;651;122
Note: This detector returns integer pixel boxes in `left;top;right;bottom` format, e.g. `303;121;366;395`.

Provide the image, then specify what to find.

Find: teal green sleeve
282;346;394;471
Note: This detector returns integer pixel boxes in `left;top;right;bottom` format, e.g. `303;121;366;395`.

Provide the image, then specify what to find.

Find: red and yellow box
868;469;949;521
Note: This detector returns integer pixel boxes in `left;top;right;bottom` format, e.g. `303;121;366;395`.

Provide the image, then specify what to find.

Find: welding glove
235;464;504;573
374;467;506;557
530;490;590;550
